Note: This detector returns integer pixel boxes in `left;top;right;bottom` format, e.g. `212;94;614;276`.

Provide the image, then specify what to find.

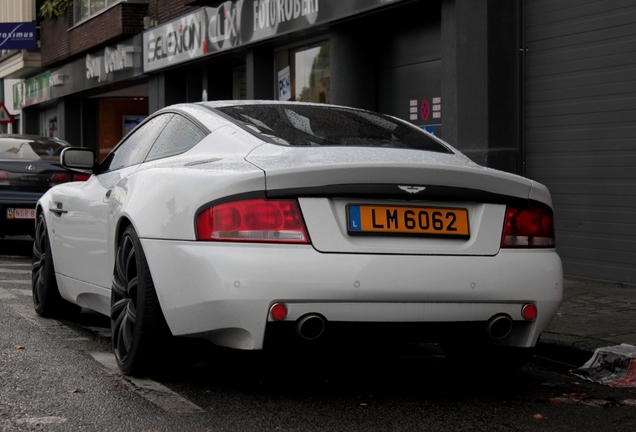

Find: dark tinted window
145;115;207;161
101;114;173;172
0;137;67;161
216;105;451;153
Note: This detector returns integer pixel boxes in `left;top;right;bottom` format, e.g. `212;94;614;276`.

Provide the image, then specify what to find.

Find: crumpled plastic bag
573;343;636;387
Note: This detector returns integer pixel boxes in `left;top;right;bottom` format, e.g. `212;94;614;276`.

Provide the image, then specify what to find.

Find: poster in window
278;66;291;101
123;116;146;136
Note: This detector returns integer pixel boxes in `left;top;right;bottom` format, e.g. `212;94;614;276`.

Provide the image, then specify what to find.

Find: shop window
275;41;330;103
234;67;247;100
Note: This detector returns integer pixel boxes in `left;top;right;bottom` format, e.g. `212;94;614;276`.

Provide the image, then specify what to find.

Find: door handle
104;188;113;202
49;203;67;216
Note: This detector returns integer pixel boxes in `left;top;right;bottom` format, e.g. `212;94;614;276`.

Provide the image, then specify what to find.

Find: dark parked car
0;135;89;237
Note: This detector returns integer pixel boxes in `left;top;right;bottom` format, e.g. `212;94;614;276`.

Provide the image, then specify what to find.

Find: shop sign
143;0;403;73
87;44;136;82
0;22;36;50
12;72;52;109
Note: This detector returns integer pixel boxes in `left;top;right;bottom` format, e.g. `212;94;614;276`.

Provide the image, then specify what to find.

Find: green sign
13;71;51;109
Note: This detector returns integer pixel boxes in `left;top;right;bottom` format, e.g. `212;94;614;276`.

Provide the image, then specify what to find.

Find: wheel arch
113;216;134;258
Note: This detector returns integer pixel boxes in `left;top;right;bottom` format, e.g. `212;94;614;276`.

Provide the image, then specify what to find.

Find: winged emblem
398;185;427;194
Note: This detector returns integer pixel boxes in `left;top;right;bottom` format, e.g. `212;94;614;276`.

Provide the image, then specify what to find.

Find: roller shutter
524;0;636;283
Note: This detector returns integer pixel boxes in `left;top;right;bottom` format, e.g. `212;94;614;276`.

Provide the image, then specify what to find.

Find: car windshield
0;138;66;161
216;104;452;154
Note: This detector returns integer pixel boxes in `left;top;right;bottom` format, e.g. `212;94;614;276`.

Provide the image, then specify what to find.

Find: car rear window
215;104;452;154
0;138;66;161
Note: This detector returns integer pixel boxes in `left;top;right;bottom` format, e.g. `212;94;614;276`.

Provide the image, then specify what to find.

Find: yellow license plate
347;204;470;237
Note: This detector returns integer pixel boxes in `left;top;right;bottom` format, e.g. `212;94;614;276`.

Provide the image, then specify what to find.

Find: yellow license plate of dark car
347;205;470;236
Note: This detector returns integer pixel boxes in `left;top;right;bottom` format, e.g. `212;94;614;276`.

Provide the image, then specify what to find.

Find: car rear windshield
0;138;66;161
216;104;452;154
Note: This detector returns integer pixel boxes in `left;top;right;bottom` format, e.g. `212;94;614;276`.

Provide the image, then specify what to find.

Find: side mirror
61;147;95;170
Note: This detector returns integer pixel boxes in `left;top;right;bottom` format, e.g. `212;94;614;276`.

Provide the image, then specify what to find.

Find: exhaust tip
487;314;513;340
296;314;326;340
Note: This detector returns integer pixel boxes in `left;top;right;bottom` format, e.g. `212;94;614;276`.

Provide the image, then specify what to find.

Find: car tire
32;214;81;318
111;225;172;376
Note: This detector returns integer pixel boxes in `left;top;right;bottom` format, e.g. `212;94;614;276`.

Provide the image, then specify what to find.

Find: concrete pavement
536;277;636;366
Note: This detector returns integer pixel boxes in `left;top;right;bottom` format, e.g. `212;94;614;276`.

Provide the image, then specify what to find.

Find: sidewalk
536;277;636;366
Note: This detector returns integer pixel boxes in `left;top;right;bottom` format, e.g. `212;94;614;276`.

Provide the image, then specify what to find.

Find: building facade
0;0;634;284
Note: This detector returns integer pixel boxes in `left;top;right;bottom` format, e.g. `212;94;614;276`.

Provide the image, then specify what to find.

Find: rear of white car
39;101;562;375
143;142;562;360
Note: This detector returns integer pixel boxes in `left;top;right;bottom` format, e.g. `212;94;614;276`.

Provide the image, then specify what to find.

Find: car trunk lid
245;145;550;256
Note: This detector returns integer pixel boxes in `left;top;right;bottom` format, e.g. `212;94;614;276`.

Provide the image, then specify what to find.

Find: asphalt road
1;238;635;431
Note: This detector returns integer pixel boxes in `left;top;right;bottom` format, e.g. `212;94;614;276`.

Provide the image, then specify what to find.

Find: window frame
144;114;208;162
100;113;173;173
73;0;147;26
274;37;330;103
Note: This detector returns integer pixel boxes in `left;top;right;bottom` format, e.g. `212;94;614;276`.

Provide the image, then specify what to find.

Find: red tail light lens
50;173;72;184
72;173;91;182
501;206;555;248
196;199;310;243
50;172;90;185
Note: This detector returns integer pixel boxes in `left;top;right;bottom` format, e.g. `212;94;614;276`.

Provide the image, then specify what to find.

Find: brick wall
40;6;73;68
40;0;205;67
40;3;148;68
147;0;199;24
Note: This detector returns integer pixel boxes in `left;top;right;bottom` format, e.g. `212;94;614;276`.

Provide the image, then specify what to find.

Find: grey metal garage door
524;0;636;284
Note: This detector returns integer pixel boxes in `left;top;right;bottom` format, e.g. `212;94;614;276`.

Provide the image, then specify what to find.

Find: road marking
12;288;31;295
87;351;205;413
0;268;30;273
15;417;68;426
2;258;205;415
0;287;16;299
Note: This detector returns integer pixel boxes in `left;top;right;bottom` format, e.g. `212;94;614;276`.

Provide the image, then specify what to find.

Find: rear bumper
141;239;563;350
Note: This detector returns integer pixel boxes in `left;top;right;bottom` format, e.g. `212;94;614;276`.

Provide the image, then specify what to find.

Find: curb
536;334;611;367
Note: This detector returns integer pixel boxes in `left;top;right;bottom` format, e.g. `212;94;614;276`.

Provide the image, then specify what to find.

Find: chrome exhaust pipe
486;314;513;340
296;314;326;340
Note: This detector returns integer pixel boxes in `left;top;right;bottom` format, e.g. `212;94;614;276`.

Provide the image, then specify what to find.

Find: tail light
72;173;91;181
196;198;310;243
50;173;72;185
50;172;90;185
501;206;555;248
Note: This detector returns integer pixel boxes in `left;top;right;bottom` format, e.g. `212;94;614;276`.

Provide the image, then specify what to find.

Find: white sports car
33;101;562;376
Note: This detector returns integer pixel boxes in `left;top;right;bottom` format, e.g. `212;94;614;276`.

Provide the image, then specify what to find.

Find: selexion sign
143;0;400;73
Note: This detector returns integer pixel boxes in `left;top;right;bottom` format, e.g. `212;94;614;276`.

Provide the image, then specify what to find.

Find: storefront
15;35;148;160
143;0;444;136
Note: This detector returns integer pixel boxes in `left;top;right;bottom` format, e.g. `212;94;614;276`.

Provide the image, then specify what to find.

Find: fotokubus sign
143;0;404;73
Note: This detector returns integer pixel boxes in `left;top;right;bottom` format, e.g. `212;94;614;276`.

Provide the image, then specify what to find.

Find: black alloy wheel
111;225;171;376
32;213;80;318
